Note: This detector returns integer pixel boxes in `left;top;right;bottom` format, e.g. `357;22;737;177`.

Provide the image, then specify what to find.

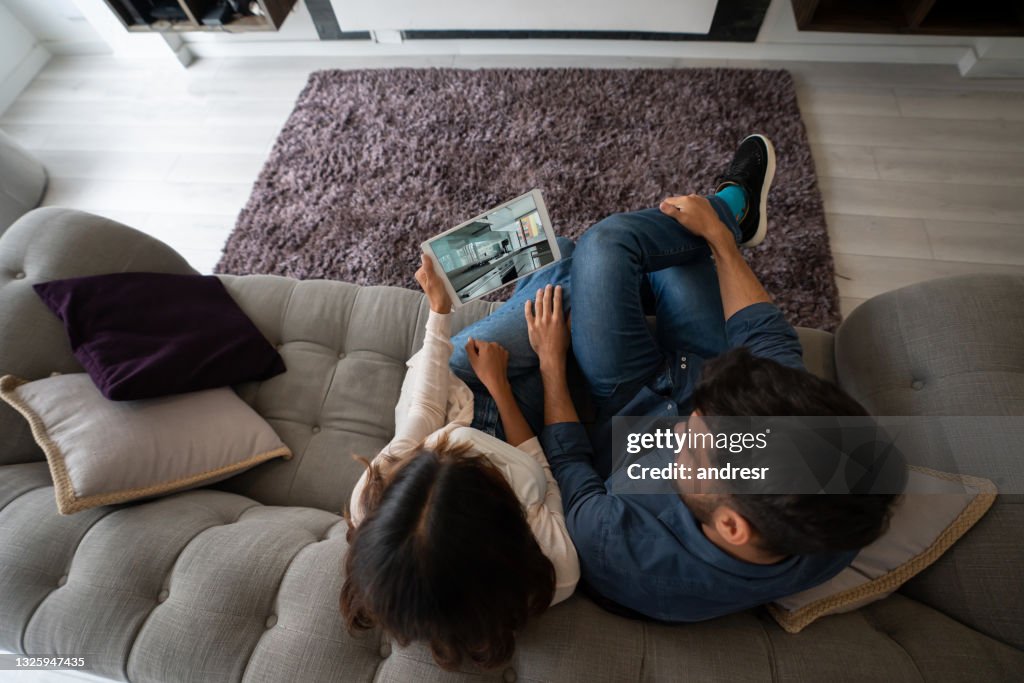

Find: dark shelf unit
792;0;1024;36
104;0;296;32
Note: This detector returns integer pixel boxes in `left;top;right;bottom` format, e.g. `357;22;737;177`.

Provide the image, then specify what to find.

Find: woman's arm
464;338;534;447
377;254;455;457
351;255;455;523
387;311;454;453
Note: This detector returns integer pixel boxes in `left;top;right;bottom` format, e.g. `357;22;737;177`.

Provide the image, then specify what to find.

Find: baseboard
42;40;112;57
959;48;1024;78
183;37;969;66
0;45;51;116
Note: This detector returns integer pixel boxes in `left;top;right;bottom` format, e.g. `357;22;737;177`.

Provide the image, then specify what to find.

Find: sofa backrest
211;274;498;514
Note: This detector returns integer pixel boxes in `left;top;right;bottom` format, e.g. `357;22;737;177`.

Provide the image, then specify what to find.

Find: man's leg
570;196;741;414
644;134;775;358
646;257;729;360
450;237;575;379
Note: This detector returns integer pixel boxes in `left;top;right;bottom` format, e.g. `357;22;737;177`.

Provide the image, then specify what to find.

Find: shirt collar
659;501;800;578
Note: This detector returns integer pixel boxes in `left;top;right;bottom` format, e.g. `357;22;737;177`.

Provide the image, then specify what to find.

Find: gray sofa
0;130;47;234
1;208;1022;682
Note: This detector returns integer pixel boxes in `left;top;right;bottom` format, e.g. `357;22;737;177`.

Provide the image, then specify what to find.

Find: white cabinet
329;0;717;34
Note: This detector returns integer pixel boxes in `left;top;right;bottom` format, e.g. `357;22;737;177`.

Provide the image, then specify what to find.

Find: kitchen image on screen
430;195;557;302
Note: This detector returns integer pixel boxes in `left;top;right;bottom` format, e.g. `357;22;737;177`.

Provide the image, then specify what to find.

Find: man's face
675;411;718;508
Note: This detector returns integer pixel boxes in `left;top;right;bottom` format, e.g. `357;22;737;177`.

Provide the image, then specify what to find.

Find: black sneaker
715;134;776;247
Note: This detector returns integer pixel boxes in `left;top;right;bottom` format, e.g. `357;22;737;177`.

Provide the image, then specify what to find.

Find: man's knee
576;213;644;261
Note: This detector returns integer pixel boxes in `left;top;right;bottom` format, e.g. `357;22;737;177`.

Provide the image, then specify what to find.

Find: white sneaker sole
740;134;775;248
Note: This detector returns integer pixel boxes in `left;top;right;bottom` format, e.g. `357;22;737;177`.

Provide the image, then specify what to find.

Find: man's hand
659;194;732;246
465;338;511;394
416;253;453;314
662;197;771;319
526;285;570;369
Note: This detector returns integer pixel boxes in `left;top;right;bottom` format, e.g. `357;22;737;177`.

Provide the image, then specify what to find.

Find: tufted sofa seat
1;209;1022;682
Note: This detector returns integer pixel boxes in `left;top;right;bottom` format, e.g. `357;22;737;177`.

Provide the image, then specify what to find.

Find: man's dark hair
689;348;905;556
340;436;555;670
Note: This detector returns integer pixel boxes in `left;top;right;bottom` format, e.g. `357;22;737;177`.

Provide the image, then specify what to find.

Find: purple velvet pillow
34;272;285;400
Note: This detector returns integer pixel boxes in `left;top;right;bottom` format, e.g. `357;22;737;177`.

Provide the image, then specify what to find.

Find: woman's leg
450;237;574;380
454;237;575;437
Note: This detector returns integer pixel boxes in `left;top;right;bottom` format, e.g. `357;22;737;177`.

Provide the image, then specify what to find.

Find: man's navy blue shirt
539;302;856;622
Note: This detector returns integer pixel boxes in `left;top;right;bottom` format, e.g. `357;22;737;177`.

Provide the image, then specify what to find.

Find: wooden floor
2;55;1023;320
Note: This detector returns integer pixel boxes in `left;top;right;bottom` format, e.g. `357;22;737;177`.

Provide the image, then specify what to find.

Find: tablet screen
423;190;561;305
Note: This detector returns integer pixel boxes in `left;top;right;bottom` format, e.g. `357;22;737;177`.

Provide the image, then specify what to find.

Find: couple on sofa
340;136;903;669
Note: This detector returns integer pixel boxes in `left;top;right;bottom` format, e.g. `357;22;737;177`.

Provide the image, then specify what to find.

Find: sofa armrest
796;327;836;382
0;208;196;466
834;274;1024;650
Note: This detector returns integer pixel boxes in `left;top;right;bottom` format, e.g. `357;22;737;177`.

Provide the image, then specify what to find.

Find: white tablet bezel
420;189;561;308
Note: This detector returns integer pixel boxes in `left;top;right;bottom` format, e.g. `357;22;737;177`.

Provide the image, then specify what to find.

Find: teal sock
716;184;747;222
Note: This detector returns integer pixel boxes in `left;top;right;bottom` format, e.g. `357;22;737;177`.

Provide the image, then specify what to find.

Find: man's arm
705;231;772;319
661;195;803;369
539;355;580;426
660;194;770;318
526;285;612;509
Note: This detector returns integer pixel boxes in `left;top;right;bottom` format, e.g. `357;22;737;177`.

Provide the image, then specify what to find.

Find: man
449;135;904;621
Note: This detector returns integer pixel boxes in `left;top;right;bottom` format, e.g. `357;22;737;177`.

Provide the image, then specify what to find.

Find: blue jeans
450;237;576;438
449;196;742;437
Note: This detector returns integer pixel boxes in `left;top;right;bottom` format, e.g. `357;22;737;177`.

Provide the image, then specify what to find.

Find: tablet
421;189;562;307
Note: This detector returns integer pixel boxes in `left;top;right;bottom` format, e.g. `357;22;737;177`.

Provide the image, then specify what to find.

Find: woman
341;253;579;670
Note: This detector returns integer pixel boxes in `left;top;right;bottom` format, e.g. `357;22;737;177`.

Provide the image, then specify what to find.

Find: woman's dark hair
689;348;905;556
340;434;555;670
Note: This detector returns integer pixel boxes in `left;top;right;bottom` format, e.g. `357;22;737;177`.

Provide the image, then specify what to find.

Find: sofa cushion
0;373;291;514
32;271;285;400
768;467;996;633
3;463;1022;682
0;208;197;467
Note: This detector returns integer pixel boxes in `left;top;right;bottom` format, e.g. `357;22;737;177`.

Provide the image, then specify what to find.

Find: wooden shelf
792;0;1024;36
106;0;295;33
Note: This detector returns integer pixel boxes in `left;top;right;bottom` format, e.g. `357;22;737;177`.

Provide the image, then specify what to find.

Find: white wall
2;0;105;54
0;3;51;114
0;4;35;76
14;0;1023;76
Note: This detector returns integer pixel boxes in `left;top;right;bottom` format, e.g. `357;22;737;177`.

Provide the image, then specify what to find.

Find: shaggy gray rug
217;68;839;330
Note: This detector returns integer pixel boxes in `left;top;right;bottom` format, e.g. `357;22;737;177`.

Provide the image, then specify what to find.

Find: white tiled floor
3;55;1024;319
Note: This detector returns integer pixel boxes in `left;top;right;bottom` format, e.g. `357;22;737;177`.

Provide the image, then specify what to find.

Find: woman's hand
465;338;511;394
416;253;453;314
659;194;732;246
526;284;570;369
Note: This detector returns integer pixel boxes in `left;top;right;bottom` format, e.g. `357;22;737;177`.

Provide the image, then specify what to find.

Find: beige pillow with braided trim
767;466;996;633
0;373;291;515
